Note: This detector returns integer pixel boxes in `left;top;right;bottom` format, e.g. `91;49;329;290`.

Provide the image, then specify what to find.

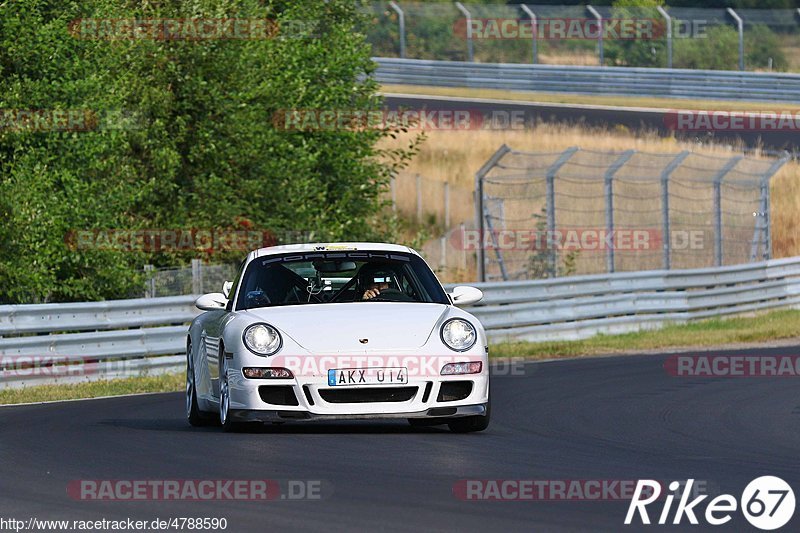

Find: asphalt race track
384;94;800;155
2;346;799;532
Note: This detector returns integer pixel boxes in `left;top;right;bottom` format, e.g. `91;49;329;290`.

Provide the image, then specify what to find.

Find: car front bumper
225;368;490;420
229;403;487;423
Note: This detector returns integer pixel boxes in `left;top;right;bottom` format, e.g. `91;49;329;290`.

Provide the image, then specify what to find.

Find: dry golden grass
382;123;800;259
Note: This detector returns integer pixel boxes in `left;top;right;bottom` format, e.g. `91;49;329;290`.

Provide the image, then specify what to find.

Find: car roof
252;242;419;259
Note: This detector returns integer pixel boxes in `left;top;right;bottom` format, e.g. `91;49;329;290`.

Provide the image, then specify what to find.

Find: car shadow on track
101;418;455;434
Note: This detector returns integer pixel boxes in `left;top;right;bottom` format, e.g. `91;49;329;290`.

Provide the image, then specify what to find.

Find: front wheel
447;401;491;433
219;357;253;432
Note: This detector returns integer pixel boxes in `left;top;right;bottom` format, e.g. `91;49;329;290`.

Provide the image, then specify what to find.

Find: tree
0;0;418;303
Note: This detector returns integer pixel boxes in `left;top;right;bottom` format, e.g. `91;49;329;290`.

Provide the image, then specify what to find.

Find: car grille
318;386;418;404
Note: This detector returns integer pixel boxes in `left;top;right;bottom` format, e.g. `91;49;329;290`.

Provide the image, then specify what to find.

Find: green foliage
672;24;787;71
0;0;418;303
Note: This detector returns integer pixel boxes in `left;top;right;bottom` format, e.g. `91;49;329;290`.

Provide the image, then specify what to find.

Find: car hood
242;302;449;352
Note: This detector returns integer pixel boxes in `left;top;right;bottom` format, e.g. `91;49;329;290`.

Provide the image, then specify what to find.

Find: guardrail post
455;2;474;62
474;144;512;282
587;5;604;66
144;265;155;298
727;8;744;71
713;156;743;266
388;1;406;59
604;150;635;273
656;6;672;68
545;147;579;276
191;259;203;295
521;5;538;64
660;151;690;270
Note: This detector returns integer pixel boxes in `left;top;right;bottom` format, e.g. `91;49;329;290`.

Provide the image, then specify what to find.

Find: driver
358;264;399;300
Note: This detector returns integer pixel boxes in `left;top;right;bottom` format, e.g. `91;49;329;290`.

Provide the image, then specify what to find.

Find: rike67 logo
626;477;795;530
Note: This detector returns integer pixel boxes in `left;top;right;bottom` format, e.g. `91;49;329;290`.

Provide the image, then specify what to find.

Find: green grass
381;84;800;113
491;309;800;360
0;373;183;406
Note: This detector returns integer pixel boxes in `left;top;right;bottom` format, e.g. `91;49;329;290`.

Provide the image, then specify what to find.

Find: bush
673;23;787;71
0;0;418;303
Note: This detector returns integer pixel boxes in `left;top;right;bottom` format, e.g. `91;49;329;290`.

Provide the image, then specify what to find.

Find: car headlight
440;318;477;352
243;323;282;356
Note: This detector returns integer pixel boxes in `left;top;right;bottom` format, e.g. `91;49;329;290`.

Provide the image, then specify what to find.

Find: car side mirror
222;281;233;299
196;292;228;311
449;286;483;306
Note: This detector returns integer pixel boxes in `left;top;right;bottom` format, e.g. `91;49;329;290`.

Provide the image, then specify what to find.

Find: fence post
660;151;690;270
712;156;743;266
604;150;635;273
440;235;447;271
752;153;789;261
727;8;744;71
444;180;451;230
191;259;203;295
144;265;155;298
520;5;538;64
586;5;604;66
545;147;579;276
390;176;397;212
656;6;672;68
455;2;474;62
474;145;512;282
416;174;423;223
460;223;467;271
388;1;406;59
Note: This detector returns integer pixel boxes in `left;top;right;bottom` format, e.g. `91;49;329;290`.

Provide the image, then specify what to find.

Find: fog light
243;367;293;379
440;362;482;375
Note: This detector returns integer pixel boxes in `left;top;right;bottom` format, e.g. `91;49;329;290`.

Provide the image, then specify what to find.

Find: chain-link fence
143;260;237;298
472;145;789;282
365;3;800;72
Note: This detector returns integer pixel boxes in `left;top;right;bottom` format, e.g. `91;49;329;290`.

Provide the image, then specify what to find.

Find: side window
225;260;246;312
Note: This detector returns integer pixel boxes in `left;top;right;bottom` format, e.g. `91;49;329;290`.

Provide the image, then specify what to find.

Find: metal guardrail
2;257;800;388
374;57;800;102
460;256;800;343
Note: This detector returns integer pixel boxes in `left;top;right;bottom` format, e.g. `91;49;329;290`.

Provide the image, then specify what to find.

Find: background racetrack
385;94;800;154
2;346;799;532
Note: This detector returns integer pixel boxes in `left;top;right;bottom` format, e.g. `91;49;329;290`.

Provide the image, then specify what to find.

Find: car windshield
235;251;449;310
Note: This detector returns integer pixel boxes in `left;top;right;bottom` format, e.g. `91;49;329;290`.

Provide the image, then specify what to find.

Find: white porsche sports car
186;242;490;432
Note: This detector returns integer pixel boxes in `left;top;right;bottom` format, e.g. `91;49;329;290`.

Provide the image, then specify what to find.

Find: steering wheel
365;288;414;302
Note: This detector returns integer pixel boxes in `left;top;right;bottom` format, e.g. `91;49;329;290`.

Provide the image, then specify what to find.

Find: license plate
328;367;408;386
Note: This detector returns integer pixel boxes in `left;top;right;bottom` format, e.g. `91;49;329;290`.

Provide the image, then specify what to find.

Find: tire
186;342;215;427
447;400;491;433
